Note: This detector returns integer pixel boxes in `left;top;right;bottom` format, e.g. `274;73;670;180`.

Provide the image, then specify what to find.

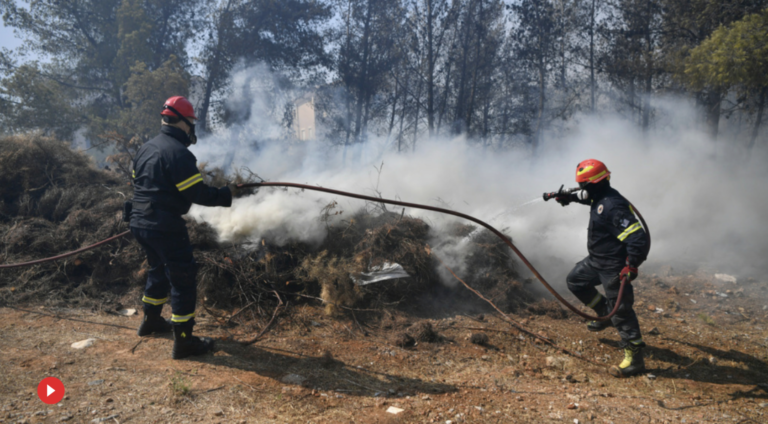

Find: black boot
137;313;172;337
609;342;646;378
172;323;215;360
587;303;614;332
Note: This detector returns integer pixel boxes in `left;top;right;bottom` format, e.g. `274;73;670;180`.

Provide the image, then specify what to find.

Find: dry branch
427;246;600;366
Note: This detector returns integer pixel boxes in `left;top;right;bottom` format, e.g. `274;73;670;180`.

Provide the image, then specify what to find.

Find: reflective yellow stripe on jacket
617;222;643;242
176;173;203;192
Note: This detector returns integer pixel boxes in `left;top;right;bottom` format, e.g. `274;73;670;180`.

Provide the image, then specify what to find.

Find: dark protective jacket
130;126;232;232
568;186;650;269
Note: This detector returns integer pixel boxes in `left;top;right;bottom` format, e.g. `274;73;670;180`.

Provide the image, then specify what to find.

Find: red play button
37;377;65;404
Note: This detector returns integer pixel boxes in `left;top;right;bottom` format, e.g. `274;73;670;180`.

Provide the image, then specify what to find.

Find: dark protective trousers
131;227;198;325
566;257;642;345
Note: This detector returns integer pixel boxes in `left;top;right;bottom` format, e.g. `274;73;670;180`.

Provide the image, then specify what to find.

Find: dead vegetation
0;134;548;334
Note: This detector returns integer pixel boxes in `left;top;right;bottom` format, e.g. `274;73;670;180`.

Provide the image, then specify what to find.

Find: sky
0;21;24;51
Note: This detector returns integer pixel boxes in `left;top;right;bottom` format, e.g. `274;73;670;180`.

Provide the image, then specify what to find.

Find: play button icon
37;377;65;405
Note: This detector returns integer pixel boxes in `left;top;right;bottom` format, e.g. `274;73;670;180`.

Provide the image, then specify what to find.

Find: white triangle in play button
47;385;55;397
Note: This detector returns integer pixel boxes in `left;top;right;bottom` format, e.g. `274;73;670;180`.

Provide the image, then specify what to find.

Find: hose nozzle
543;185;581;201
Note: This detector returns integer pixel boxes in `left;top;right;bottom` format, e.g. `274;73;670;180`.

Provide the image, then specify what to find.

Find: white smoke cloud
189;65;768;288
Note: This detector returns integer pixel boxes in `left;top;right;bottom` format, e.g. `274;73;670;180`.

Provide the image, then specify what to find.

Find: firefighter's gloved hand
227;183;241;196
620;259;639;282
555;196;571;207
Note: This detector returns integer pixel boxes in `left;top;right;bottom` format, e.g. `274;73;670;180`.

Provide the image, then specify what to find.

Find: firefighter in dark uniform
131;96;238;359
553;159;650;377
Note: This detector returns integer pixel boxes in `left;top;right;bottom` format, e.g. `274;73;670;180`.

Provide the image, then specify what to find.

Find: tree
0;63;85;139
196;0;332;132
511;0;562;144
684;10;768;150
602;0;663;133
0;0;200;138
661;0;766;138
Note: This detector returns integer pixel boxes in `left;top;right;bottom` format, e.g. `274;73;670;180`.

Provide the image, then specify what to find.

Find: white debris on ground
715;274;737;284
71;338;96;349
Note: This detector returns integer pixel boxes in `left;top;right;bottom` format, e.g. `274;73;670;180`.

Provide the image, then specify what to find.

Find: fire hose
0;182;649;322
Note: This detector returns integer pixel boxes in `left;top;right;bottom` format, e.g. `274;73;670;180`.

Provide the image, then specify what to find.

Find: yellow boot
609;342;645;378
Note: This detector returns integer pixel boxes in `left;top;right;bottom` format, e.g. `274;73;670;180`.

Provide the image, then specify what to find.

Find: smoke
189;65;768;288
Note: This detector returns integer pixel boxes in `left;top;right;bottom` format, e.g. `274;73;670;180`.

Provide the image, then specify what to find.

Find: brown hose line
240;182;651;322
0;230;131;269
0;181;649;323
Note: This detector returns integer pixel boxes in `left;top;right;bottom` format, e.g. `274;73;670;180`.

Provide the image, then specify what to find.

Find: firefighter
130;96;238;359
553;159;650;377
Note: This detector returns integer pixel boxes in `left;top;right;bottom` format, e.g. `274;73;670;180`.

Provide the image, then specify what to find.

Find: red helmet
575;159;611;184
161;96;197;119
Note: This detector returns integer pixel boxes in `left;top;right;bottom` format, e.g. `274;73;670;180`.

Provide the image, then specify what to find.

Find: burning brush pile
0;134;543;320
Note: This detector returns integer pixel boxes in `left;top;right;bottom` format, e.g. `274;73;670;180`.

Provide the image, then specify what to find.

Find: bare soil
2;270;768;424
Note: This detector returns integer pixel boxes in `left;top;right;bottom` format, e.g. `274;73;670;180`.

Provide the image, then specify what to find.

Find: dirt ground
1;269;768;424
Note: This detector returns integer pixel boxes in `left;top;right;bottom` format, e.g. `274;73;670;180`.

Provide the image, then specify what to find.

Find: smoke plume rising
189;66;768;289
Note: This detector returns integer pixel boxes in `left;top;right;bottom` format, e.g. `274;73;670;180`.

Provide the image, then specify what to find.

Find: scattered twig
182;396;198;409
227;301;256;325
456;326;519;336
201;303;235;338
233;375;261;392
203;385;225;393
4;306;136;331
240;291;284;346
129;339;144;354
734;410;762;424
427;246;600;366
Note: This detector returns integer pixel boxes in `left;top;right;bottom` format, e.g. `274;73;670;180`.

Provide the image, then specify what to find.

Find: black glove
555;196;571;207
227;183;241;196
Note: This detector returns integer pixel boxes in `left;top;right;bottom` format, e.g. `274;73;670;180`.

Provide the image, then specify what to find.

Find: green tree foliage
684;10;768;149
0;64;85;139
661;0;766;138
1;0;767;151
0;0;198;138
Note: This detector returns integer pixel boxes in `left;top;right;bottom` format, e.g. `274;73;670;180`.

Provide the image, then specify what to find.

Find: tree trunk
353;0;373;144
748;88;766;151
589;0;596;113
413;77;422;152
426;0;435;138
641;0;653;135
388;73;400;137
343;0;354;158
702;90;721;140
198;0;234;134
559;0;566;88
453;1;474;134
198;59;218;133
534;55;546;146
437;50;453;132
465;11;483;135
397;76;409;152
